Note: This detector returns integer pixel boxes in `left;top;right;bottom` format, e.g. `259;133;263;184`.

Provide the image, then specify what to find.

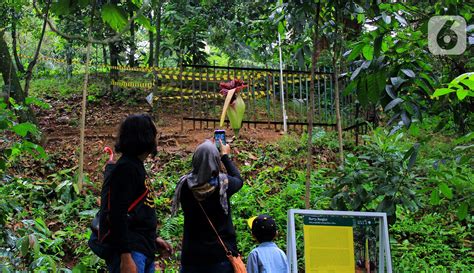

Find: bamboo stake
306;3;321;209
78;2;95;192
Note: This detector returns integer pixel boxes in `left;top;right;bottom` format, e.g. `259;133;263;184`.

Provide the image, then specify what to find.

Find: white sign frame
287;209;392;273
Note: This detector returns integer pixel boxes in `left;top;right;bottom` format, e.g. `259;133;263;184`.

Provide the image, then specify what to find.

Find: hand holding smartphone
214;130;226;150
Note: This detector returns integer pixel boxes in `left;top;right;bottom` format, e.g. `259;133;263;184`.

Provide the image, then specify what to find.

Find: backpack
88;163;148;260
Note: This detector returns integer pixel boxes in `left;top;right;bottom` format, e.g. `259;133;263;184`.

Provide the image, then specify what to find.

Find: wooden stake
78;3;95;192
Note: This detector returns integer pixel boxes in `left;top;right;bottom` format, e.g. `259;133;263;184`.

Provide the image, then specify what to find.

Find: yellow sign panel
303;225;355;273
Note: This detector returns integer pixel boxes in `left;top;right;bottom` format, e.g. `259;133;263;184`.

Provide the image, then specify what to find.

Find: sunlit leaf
439;183;453;199
12;123;38;137
456;89;468;100
432;88;454;98
25;97;51;109
362;44;373;60
136;14;154;33
101;4;127;31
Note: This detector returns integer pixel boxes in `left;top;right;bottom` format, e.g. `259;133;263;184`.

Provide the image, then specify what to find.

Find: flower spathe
219;79;247;136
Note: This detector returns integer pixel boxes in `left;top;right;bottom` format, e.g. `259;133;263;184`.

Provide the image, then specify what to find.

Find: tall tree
154;0;162;67
332;1;344;165
148;11;154;67
0;1;37;124
24;0;51;99
128;1;136;67
11;19;25;74
306;3;321;209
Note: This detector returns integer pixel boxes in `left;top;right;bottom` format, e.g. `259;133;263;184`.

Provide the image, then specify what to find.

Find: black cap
252;214;277;242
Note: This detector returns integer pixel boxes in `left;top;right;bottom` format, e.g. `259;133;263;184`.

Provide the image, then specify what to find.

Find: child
247;214;289;273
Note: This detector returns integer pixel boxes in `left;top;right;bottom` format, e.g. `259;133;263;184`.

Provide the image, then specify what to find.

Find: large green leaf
367;71;385;103
347;42;364;61
362;44;373;60
438;183;453;199
136;14;155;33
101;4;128;31
51;0;71;16
456;89;469;100
430;190;440;205
432;88;455;98
457;203;468;220
12;122;38;137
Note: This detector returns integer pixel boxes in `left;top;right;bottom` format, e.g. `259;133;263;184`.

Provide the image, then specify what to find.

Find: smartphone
214;130;226;149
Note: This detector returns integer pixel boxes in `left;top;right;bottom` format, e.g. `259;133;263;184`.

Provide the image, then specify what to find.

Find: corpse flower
219;79;248;136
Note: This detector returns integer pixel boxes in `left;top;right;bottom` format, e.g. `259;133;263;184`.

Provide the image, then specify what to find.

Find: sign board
287;210;392;273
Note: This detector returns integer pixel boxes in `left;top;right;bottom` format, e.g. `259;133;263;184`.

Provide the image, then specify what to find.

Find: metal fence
117;64;373;144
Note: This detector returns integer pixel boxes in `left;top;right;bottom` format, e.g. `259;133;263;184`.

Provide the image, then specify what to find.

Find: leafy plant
0;98;48;175
425;132;473;220
324;128;422;223
432;72;474;101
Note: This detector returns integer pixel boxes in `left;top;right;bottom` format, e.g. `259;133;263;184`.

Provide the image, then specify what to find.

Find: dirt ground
35;96;285;182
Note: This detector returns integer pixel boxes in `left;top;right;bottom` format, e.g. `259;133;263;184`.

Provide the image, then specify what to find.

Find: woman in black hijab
172;139;244;273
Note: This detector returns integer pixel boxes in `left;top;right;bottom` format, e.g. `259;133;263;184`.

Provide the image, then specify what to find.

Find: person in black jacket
171;139;244;273
105;114;171;273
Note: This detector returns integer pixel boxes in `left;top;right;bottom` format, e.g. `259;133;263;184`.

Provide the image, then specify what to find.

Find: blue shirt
246;242;289;273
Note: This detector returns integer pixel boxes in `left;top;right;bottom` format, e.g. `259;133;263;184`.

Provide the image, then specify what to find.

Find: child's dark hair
115;114;157;157
252;214;277;243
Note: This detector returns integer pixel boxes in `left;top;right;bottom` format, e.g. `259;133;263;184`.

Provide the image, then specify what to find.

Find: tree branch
24;0;51;98
32;0;150;45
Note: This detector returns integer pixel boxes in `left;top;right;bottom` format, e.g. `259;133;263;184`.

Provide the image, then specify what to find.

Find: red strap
107;187;148;212
128;189;149;212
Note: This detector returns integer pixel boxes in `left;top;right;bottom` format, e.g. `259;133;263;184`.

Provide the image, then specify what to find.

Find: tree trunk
128;8;136;67
102;44;108;66
154;0;161;67
109;41;119;92
24;0;51;99
333;2;344;165
305;3;321;209
333;58;344;165
0;31;36;123
148;27;154;67
65;41;73;79
11;20;25;74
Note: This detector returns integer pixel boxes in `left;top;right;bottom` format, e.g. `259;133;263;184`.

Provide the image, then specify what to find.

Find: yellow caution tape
19;53;328;81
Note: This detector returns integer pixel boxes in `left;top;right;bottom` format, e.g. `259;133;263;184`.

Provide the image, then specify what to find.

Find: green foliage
432;73;474;101
324;128;422;221
423;132;473;221
0;99;47;175
0;172;103;271
101;4;128;32
391;211;473;271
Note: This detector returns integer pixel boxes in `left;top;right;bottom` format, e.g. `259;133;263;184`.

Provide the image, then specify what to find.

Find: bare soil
35;96;285;182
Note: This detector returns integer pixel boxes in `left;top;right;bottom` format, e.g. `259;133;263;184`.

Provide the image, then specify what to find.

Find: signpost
287;209;392;273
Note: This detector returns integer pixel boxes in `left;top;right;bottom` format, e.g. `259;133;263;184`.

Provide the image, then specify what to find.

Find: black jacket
180;154;244;265
107;155;157;257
